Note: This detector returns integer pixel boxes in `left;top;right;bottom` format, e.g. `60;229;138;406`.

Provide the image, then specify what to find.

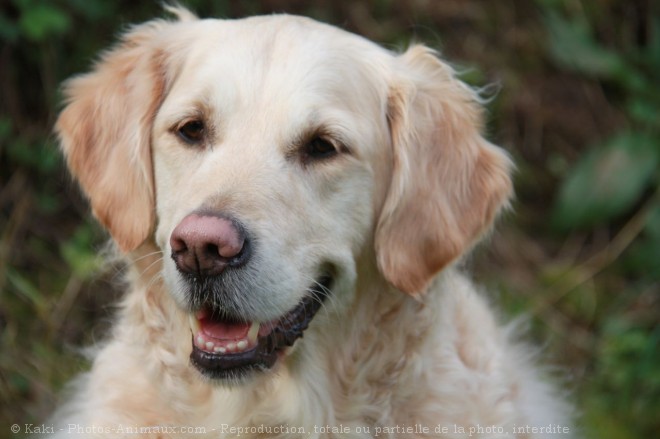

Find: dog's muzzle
170;212;333;380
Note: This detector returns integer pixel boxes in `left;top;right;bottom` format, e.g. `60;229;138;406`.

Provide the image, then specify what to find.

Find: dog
51;7;572;438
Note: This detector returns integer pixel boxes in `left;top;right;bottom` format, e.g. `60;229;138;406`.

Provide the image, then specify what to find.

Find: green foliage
0;117;12;141
6;136;60;173
0;0;147;427
60;225;105;280
583;320;660;439
545;7;660;233
544;9;631;80
552;132;658;230
3;0;72;43
18;3;71;41
543;0;660;290
624;205;660;279
537;3;660;438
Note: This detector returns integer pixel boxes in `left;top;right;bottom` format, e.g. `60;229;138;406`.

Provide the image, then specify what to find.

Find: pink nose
170;214;249;276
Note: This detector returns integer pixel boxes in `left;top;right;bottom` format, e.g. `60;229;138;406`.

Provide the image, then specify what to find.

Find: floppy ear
56;19;176;252
375;45;513;297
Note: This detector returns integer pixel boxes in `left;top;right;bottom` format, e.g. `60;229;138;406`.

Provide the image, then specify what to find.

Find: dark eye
304;137;337;161
177;120;205;144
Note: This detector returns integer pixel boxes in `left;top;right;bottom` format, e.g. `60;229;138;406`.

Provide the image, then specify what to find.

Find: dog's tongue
202;320;250;340
197;310;250;340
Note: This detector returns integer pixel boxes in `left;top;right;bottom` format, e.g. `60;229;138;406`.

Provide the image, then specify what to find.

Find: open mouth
189;275;333;380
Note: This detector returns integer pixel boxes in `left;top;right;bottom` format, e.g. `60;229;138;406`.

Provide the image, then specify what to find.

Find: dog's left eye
303;137;338;161
177;120;205;144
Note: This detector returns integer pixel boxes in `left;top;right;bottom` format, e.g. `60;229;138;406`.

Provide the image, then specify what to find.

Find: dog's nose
170;214;249;276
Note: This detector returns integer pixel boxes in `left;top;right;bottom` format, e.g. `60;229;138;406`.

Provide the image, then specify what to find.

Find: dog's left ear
56;20;175;252
375;45;513;297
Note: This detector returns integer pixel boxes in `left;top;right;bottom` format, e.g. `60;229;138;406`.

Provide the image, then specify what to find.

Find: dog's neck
122;241;443;428
284;249;443;426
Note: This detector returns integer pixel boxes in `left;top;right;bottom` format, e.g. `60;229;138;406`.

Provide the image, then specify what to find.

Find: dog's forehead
167;15;391;112
194;14;387;68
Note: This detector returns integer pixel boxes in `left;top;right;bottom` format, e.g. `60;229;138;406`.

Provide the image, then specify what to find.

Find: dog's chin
188;274;333;382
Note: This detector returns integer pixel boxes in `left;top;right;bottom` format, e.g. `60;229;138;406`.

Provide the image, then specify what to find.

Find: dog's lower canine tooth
189;315;201;334
247;322;260;344
237;340;248;350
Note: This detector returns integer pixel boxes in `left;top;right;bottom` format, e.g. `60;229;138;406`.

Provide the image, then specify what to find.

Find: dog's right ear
56;16;184;252
375;46;513;297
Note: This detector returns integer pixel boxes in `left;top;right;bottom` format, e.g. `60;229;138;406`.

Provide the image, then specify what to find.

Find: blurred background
0;0;658;438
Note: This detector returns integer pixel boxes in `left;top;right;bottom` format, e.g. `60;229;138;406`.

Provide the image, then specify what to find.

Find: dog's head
57;10;512;382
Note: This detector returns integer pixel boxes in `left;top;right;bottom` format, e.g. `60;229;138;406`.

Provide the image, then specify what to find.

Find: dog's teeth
191;320;255;354
248;322;260;344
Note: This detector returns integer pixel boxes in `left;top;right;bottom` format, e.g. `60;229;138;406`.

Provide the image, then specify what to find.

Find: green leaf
627;96;660;128
544;11;627;79
552;132;660;230
19;4;71;42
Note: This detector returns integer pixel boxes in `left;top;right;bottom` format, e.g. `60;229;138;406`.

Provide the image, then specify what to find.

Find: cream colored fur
51;8;572;438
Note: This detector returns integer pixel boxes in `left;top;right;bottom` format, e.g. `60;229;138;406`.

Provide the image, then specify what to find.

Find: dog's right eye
302;137;339;162
177;120;205;144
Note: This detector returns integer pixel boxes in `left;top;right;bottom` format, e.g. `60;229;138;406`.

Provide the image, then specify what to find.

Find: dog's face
152;17;387;378
57;11;512;382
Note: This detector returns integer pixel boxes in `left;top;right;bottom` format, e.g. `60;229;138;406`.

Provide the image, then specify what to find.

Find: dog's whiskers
108;250;165;283
143;270;165;293
132;250;165;263
137;255;165;282
301;274;341;317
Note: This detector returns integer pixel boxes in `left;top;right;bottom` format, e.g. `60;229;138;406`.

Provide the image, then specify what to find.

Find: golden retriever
51;7;572;438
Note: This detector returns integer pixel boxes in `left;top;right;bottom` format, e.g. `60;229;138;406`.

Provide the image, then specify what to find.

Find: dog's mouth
189;275;333;380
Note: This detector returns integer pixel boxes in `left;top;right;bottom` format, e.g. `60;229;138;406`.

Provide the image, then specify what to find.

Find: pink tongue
200;318;250;341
